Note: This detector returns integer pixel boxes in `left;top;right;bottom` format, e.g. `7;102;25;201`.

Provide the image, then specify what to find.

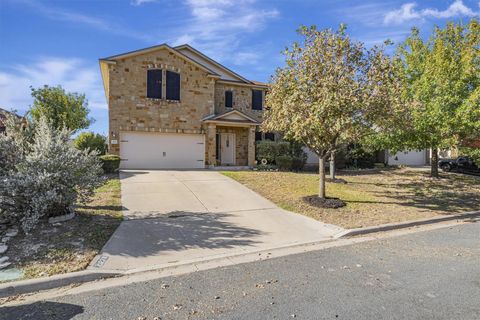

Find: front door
220;133;235;165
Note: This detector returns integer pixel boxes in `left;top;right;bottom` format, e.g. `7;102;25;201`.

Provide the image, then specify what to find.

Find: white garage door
120;132;205;169
388;150;426;166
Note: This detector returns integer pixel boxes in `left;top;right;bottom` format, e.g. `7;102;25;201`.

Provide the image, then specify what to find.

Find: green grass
223;169;480;229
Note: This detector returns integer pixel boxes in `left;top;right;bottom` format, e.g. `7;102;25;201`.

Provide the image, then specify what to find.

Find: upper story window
252;89;263;110
225;90;233;108
166;70;180;101
147;69;162;99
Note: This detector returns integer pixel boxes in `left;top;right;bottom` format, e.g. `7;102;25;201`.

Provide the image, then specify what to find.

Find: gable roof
0;108;24;127
99;43;219;76
202;109;260;126
174;44;250;83
99;43;267;100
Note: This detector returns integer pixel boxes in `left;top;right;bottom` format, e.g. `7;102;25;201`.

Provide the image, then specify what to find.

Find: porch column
248;125;256;167
206;123;216;168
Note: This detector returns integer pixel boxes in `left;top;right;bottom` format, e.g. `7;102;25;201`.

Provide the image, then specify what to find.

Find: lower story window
216;133;220;160
264;132;275;141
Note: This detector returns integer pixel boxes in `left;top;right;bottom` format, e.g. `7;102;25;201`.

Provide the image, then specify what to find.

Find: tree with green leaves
383;20;480;177
264;25;405;200
29;85;92;132
74;132;107;155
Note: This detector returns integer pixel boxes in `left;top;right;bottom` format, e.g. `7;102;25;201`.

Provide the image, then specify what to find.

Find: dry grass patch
222;168;480;229
4;174;122;281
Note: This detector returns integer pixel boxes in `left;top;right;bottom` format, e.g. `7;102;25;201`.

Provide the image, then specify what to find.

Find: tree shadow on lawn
101;211;264;258
0;301;84;320
344;172;480;214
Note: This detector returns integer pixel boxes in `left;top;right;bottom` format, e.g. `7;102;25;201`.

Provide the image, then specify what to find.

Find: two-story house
100;44;269;169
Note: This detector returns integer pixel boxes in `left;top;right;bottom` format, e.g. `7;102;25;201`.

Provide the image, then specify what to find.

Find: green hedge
100;154;121;173
276;155;293;171
256;141;278;163
256;140;307;171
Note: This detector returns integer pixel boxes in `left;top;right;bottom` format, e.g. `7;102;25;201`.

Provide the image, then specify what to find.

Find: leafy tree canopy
29;85;92;132
74;132;107;155
371;19;480;176
263;25;405;198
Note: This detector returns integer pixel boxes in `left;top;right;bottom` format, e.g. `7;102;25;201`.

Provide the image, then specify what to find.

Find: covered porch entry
203;110;259;168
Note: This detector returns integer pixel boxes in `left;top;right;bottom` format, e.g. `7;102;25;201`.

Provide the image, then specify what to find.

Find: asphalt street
2;222;479;320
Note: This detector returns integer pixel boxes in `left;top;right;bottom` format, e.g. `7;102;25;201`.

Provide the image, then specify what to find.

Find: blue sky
0;0;479;134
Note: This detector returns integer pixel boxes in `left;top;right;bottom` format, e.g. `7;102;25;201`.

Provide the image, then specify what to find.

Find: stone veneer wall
214;83;264;122
108;49;215;154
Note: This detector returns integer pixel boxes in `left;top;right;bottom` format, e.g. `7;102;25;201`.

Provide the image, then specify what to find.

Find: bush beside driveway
1;174;122;282
222;168;480;229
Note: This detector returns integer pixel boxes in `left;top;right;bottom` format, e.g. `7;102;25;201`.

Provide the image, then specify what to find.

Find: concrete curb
0;270;120;299
2;211;478;299
334;211;480;238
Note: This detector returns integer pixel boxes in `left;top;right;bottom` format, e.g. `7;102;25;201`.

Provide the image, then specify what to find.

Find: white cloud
384;0;478;25
384;3;421;25
0;58;106;116
170;0;279;67
131;0;157;6
422;0;477;18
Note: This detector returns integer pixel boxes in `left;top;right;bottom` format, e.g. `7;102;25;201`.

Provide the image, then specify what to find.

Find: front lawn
223;168;480;229
2;174;122;281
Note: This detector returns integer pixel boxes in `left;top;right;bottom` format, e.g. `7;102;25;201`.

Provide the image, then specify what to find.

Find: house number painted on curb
93;255;109;268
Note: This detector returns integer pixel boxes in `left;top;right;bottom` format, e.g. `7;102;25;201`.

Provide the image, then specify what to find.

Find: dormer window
147;69;162;99
252;89;263;110
225;90;233;108
166;70;180;101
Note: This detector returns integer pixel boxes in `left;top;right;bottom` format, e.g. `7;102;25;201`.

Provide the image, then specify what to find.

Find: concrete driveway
90;170;343;272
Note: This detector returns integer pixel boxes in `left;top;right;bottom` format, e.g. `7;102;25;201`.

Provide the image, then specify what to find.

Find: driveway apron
90;170;343;272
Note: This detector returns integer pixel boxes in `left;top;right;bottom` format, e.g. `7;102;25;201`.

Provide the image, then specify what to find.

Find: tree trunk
319;156;326;199
431;147;439;178
329;151;336;180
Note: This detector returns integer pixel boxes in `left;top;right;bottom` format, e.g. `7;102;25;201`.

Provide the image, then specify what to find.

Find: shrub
344;144;376;168
74;132;107;155
0;116;104;233
276;155;293;171
276;141;290;157
254;164;278;171
291;156;305;171
256;141;278;163
100;155;121;173
256;140;307;171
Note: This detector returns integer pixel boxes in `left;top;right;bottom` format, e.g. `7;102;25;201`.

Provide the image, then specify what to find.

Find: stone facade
214;83;264;122
104;46;266;167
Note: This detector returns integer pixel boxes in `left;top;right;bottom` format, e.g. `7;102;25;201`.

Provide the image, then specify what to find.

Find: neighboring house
387;150;429;166
99;44;270;169
0;108;23;134
387;148;460;166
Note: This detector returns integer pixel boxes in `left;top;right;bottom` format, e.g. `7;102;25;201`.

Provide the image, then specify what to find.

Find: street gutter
1;210;478;300
334;210;480;238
